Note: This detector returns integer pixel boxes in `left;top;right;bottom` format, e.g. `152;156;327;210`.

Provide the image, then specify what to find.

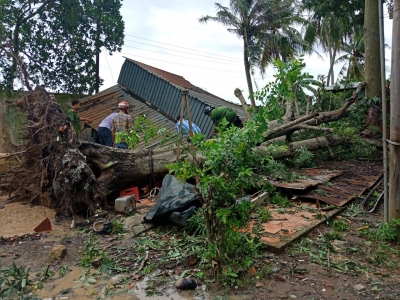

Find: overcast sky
98;1;394;104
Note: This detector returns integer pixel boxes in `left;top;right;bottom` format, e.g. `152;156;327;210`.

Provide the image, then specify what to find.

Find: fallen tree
263;82;366;142
78;134;352;194
5;82;371;216
6;86;105;216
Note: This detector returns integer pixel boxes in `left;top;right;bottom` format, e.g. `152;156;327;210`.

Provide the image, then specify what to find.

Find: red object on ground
155;181;162;189
33;217;52;232
120;186;140;200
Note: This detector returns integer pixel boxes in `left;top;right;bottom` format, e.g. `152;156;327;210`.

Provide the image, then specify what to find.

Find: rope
148;148;155;188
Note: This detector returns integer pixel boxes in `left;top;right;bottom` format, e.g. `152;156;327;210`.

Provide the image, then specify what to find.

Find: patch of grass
343;203;364;218
331;219;350;232
313;189;327;196
0;263;39;299
254;206;271;223
360;219;400;244
111;219;127;235
270;194;291;207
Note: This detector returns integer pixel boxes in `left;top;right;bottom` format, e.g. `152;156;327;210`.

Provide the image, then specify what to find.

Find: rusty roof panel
269;169;342;190
78;85;176;150
295;175;380;206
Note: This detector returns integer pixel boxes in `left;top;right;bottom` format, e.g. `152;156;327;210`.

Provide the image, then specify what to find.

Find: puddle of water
0;202;56;237
34;266;198;300
0;200;77;238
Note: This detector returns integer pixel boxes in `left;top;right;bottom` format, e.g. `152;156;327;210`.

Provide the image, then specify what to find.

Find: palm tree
335;32;364;82
301;0;364;85
200;0;305;112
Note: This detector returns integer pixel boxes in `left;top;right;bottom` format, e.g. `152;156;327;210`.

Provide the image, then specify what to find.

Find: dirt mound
5;86;105;216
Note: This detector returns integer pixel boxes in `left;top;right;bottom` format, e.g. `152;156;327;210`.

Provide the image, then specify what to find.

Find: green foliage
116;115;167;149
0;0;124;94
200;0;306;103
291;147;314;168
80;234;105;268
185;208;207;237
254;206;271;223
270;194;291;207
0;263;39;299
111;219;127;235
331;219;350;232
58;265;69;277
361;219;400;244
73;269;96;289
168;117;268;275
255;56;320;117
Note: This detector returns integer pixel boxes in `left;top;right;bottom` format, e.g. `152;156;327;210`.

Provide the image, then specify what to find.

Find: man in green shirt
68;100;92;139
204;106;243;134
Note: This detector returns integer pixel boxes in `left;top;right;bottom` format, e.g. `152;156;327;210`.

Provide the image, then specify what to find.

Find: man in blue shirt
98;112;119;146
175;115;201;142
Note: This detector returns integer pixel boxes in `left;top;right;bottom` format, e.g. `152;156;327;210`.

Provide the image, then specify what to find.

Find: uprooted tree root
6;86;105;216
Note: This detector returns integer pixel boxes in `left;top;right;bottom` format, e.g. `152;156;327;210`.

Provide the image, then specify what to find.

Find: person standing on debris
98;111;120;146
204;106;243;134
68;100;92;140
175;115;201;142
112;101;132;149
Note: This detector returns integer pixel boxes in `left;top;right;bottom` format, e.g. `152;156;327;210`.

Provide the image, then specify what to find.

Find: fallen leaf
131;274;143;281
129;281;135;289
247;266;257;276
188;254;197;266
255;282;264;288
274;274;285;281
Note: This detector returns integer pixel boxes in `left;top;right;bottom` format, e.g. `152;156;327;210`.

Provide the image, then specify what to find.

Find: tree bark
78;142;195;195
389;0;400;221
264;82;366;142
234;88;251;119
364;0;382;98
243;31;257;112
363;0;383;137
79;134;352;193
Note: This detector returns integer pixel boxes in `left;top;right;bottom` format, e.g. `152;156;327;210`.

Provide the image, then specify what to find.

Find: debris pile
6;86;105;216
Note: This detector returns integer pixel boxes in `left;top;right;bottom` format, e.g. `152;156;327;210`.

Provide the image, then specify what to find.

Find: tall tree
335;30;365;81
87;0;124;94
200;0;304;112
364;0;381;98
0;0;124;94
302;0;364;85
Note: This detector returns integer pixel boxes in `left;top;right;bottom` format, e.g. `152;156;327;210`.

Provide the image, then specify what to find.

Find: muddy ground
1;159;400;300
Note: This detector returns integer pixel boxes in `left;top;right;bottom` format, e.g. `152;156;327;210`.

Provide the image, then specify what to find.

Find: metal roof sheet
117;59;247;137
78;85;176;150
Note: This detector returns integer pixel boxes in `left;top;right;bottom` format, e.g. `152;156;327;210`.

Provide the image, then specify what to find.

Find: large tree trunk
78;142;185;195
389;0;400;221
363;0;383;137
79;135;352;193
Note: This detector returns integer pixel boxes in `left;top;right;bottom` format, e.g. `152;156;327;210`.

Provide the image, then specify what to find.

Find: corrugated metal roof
78;85;176;150
117;59;247;137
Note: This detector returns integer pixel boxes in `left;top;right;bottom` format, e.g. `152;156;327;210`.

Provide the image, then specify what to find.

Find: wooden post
389;0;400;221
183;90;193;138
176;91;186;161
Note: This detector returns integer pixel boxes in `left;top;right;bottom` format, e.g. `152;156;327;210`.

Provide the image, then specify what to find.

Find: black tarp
143;175;200;227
